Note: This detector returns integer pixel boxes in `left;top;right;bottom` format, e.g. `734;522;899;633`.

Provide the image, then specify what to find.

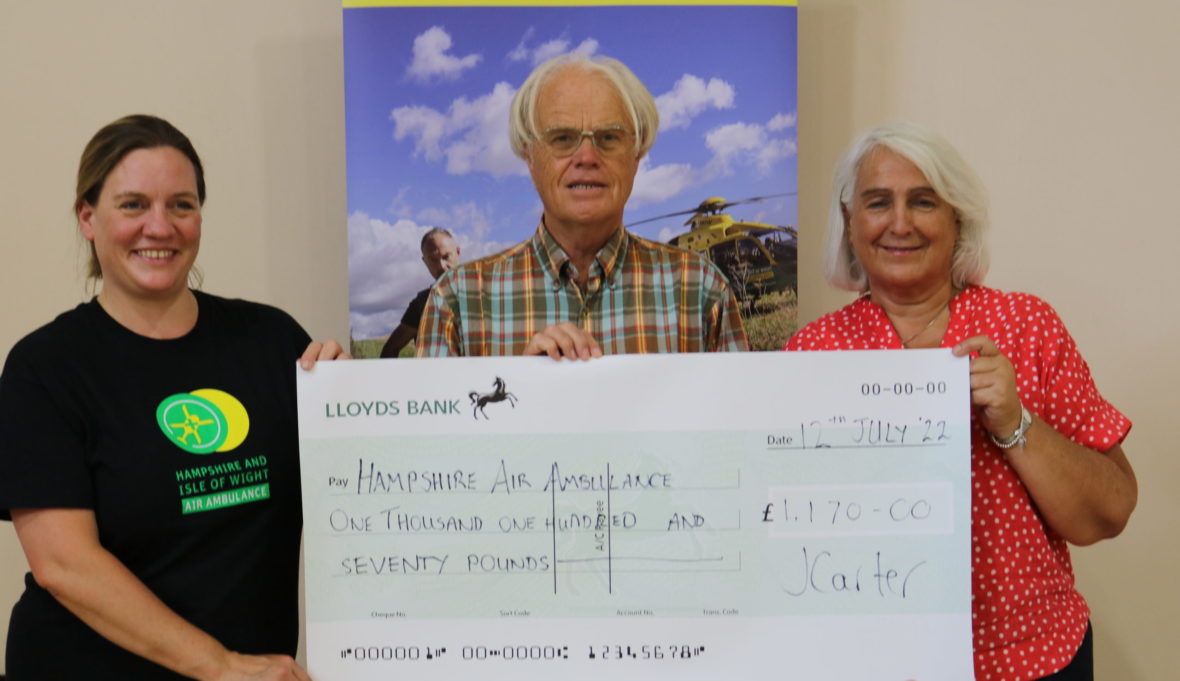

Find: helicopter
627;194;798;305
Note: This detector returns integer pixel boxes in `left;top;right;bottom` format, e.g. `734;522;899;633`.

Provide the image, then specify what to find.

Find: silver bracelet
991;404;1032;449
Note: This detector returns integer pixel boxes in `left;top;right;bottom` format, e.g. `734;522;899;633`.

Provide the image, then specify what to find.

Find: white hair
508;53;659;160
825;121;990;292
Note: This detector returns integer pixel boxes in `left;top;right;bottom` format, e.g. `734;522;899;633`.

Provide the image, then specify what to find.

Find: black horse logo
469;376;517;420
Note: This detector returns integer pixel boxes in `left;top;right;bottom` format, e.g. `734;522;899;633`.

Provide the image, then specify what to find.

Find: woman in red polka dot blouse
786;121;1137;681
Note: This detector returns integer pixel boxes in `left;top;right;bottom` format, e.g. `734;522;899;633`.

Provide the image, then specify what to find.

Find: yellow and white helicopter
629;194;797;304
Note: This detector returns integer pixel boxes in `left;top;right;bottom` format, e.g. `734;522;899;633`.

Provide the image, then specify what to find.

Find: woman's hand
299;339;350;370
11;508;315;681
210;652;312;681
952;335;1022;441
951;335;1137;544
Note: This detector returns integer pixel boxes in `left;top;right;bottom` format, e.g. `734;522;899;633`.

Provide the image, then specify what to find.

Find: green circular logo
156;393;228;454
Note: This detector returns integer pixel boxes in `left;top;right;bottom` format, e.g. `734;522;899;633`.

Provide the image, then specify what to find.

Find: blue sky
345;4;797;339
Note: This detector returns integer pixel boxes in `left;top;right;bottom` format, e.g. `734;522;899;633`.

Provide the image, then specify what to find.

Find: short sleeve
292;316;312;351
1032;301;1130;452
0;340;95;519
258;303;311;356
246;300;310;362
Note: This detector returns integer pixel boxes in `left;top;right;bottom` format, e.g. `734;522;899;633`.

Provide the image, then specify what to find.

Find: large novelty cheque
297;351;973;680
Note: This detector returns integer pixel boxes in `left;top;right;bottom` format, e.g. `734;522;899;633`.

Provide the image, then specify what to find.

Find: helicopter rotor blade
624;207;707;228
625;191;798;228
714;191;798;211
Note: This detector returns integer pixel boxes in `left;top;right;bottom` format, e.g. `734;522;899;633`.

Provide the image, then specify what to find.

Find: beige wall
0;0;1175;676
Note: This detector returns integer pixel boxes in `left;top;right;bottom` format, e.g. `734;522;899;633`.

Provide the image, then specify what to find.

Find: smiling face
526;66;640;248
845;146;959;300
78;146;201;305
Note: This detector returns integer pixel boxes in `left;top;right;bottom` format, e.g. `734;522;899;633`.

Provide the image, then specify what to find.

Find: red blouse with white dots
785;284;1130;681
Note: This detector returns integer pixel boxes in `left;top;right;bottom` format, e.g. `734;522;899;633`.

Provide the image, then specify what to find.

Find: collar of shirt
532;221;627;294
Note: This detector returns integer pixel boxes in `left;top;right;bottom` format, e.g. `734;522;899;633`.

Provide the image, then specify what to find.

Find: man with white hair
416;53;747;358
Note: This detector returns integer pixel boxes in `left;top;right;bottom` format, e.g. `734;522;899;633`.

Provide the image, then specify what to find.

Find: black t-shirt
399;287;432;333
0;291;310;679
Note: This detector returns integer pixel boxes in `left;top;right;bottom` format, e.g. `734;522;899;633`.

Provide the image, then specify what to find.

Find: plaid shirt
416;224;748;356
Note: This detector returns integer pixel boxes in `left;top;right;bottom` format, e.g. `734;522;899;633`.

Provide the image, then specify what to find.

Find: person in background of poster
379;227;461;358
786;120;1137;681
0;114;342;681
416;52;748;359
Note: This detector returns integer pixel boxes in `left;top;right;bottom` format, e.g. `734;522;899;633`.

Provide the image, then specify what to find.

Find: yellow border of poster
344;1;797;8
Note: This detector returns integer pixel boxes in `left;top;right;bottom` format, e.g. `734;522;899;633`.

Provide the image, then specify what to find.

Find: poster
297;351;974;679
343;1;799;355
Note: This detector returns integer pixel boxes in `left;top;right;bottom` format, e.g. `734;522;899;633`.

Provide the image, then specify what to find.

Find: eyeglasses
539;125;635;157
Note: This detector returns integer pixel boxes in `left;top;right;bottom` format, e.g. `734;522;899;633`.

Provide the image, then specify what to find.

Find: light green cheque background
301;427;970;622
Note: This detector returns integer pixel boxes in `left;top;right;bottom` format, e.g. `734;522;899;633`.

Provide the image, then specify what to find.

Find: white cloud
706;122;765;158
704;118;797;176
754;137;798;174
442;83;523;177
406;26;482;83
532;38;571;65
767;112;797;131
630;156;697;206
391;83;528;178
506;32;598;66
414;207;452;230
655;75;736;131
507;28;535;62
391;106;448;160
414;201;502;246
566;39;599;61
348;211;433;319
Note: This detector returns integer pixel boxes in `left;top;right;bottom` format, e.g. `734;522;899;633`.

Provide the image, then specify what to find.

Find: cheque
296;351;973;680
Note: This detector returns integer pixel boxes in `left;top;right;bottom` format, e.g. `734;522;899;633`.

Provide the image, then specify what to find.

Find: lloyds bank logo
156;389;250;454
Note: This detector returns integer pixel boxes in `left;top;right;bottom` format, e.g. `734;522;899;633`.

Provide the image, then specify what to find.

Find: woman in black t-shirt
0;115;344;680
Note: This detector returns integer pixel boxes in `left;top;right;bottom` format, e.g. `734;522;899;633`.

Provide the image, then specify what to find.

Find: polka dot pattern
785;285;1131;681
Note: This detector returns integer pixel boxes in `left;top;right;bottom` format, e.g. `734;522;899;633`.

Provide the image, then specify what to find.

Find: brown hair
75;114;206;279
